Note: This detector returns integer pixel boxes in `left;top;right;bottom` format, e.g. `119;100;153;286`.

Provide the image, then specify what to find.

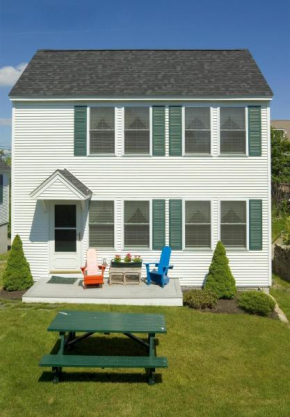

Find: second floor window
124;201;150;247
90;108;115;154
89;201;114;248
220;108;246;155
125;108;150;154
185;108;211;154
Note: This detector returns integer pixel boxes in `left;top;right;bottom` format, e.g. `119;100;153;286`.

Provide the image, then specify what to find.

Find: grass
272;215;289;242
270;274;290;320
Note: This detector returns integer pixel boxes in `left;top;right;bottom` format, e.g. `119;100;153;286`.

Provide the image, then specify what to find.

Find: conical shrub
3;234;33;291
205;241;236;299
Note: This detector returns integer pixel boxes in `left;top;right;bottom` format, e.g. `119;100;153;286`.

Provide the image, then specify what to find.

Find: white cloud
0;118;12;126
0;63;27;87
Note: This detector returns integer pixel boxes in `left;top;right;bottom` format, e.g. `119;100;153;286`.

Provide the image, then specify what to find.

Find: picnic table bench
39;310;168;385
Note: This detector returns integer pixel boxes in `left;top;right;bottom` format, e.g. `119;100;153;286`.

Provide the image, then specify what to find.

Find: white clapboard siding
12;101;271;287
0;172;9;226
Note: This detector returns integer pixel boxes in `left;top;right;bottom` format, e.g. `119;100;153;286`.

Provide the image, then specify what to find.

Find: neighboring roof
271;120;290;138
31;169;92;200
9;49;273;99
0;160;11;172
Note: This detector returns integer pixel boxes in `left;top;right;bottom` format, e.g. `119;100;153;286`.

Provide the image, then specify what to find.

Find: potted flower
110;253;143;268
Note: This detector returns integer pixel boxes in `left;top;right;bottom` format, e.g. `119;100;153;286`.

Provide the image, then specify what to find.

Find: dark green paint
169;200;182;250
249;200;263;250
169;107;182;156
74;106;87;156
248;106;262;156
153;200;166;250
153;106;165;156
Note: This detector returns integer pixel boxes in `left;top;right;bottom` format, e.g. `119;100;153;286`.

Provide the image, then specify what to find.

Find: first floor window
125;107;150;154
89;201;114;247
185;201;211;248
90;107;115;154
221;201;247;247
124;201;150;247
220;108;246;154
185;107;211;154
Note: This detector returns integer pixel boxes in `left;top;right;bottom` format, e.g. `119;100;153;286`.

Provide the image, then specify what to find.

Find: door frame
49;201;83;273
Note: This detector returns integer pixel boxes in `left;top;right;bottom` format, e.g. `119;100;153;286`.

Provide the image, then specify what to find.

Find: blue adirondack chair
145;246;173;288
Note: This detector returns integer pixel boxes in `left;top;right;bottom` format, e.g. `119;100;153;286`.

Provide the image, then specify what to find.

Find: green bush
183;289;218;309
3;235;33;291
205;241;236;299
238;291;275;316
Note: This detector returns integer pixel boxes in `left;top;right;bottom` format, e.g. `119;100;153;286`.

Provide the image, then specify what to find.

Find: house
0;159;10;254
271;120;290;139
9;49;273;289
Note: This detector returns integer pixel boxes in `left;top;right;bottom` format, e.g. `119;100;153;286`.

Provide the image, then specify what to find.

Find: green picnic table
39;310;168;385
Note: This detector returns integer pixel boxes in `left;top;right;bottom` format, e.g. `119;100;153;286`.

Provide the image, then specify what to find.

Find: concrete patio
22;275;183;306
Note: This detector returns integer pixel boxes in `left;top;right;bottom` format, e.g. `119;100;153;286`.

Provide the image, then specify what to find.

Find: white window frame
183;199;213;250
183;106;213;157
122;198;152;250
218;198;249;250
123;105;152;156
218;106;248;157
88;199;116;249
87;106;117;156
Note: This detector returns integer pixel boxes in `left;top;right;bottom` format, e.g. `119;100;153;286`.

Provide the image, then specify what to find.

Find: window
185;108;211;154
124;201;150;247
185;201;211;248
221;201;247;247
220;108;246;154
125;107;150;154
90;108;115;154
89;201;114;247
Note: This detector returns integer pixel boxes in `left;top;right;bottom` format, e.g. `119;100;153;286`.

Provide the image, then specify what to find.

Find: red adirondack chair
81;248;105;289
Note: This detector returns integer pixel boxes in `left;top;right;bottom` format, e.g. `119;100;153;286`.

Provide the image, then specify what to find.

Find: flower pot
110;261;142;268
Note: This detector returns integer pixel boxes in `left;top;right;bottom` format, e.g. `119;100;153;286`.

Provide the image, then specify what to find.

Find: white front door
49;202;82;272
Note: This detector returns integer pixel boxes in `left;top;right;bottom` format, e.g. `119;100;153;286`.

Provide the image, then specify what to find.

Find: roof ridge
37;48;249;52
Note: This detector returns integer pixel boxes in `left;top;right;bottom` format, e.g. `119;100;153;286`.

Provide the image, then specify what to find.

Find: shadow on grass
38;371;163;384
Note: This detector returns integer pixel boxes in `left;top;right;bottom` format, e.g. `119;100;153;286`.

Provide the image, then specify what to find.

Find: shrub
238;291;275;316
205;241;236;299
3;235;33;291
183;289;218;309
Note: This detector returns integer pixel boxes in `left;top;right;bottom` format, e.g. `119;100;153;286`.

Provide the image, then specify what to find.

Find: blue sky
0;0;289;148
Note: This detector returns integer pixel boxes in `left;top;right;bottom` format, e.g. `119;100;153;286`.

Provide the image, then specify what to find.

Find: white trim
10;97;273;102
11;105;15;240
267;105;272;286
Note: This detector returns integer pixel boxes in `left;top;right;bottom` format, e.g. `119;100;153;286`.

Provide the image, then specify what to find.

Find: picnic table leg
53;331;65;382
148;333;156;385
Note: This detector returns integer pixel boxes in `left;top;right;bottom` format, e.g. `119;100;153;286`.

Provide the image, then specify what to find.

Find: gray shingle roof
0;160;11;172
9;49;273;98
58;169;92;197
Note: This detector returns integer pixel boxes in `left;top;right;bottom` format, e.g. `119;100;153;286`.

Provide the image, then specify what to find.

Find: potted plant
110;253;143;268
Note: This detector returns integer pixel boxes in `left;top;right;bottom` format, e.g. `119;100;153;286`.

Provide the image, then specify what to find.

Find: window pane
186;201;211;223
55;205;76;228
90;108;114;130
185;131;211;154
125;201;149;224
221;225;246;247
90;131;114;154
125;108;149;130
220;131;246;154
186;225;211;247
221;201;246;223
90;201;114;224
220;108;245;130
89;225;114;247
55;229;76;252
185;108;210;129
125;130;150;154
125;225;149;247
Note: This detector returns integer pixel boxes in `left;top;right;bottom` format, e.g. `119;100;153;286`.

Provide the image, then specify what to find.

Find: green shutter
152;106;165;156
169;199;182;250
248;106;261;156
249;200;262;250
74;106;87;156
169;107;182;156
0;175;3;204
152;200;166;249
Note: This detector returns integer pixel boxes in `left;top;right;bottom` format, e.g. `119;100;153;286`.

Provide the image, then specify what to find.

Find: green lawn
1;256;290;416
271;274;290;320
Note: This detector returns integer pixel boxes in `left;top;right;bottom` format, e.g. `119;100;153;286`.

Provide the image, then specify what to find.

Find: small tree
205;241;236;299
3;235;33;291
